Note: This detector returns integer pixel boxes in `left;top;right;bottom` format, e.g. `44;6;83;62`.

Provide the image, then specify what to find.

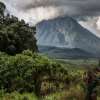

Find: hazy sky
2;0;100;32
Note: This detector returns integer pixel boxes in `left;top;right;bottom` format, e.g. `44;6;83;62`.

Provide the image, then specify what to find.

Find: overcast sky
2;0;100;32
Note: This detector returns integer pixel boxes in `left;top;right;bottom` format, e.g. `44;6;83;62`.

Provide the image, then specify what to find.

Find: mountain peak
36;16;100;58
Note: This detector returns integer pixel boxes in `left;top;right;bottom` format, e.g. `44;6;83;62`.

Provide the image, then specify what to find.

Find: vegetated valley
0;2;100;100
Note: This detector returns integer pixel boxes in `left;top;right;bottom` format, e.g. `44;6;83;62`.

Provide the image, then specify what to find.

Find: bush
0;51;35;92
0;50;68;95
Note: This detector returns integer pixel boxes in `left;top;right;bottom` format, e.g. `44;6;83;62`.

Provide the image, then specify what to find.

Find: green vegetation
0;2;5;16
0;50;69;95
0;2;37;55
0;50;99;100
0;90;38;100
0;1;100;100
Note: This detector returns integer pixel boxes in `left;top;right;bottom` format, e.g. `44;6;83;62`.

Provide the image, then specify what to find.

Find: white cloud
1;0;100;31
96;17;100;30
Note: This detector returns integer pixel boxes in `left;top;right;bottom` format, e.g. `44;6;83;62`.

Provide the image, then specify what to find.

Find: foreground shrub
0;50;69;95
0;51;35;92
0;91;38;100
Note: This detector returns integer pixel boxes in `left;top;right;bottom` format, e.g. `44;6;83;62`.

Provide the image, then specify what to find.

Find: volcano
36;16;100;58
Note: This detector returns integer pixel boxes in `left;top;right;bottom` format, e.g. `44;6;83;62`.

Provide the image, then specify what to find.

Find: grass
0;91;38;100
0;59;99;100
42;59;100;100
43;84;86;100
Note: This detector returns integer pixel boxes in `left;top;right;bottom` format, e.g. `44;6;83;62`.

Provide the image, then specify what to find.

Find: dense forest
0;1;100;100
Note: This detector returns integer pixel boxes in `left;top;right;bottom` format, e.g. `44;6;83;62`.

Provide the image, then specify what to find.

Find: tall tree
0;2;5;16
0;2;38;55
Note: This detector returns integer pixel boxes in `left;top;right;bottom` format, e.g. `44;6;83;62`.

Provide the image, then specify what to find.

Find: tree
0;2;5;16
0;2;38;55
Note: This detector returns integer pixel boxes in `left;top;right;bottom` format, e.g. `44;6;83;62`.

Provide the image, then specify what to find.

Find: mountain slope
36;16;100;58
38;45;95;59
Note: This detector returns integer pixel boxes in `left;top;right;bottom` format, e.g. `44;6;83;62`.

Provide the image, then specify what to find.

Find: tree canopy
0;2;5;16
0;2;38;55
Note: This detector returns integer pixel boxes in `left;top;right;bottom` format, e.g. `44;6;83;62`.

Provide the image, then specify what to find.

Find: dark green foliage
0;51;34;92
0;50;68;94
0;2;37;55
0;2;5;16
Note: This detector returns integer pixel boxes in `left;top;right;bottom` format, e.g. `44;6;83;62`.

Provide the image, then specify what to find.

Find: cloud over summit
2;0;100;25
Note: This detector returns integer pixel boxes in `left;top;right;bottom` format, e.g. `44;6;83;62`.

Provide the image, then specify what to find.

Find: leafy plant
0;50;69;95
